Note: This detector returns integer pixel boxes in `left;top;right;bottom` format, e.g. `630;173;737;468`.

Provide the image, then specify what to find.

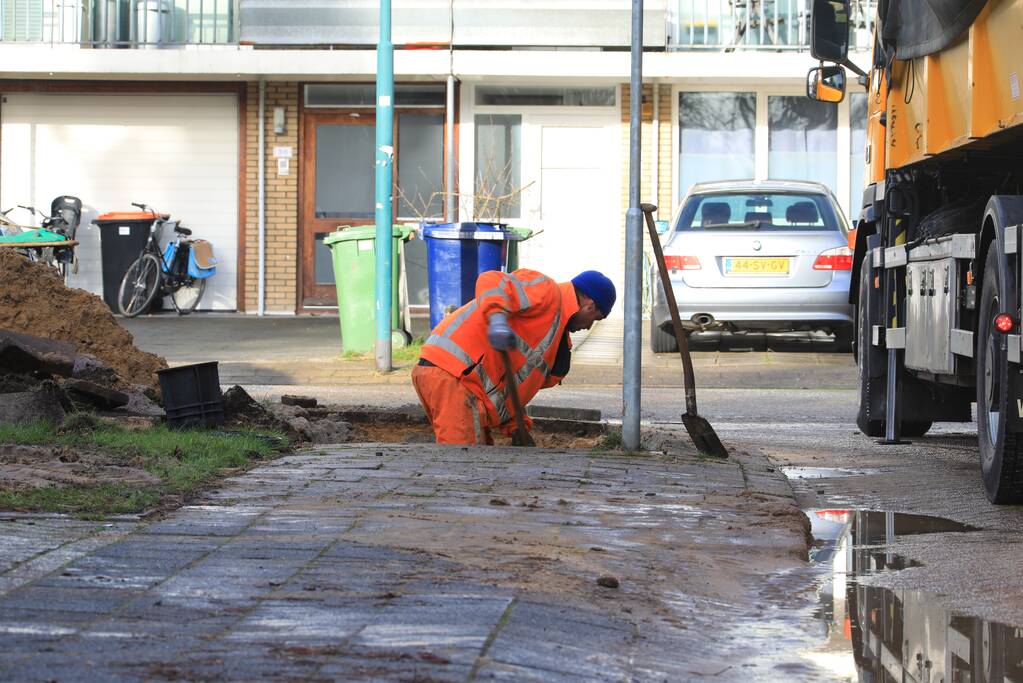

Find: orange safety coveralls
413;268;580;444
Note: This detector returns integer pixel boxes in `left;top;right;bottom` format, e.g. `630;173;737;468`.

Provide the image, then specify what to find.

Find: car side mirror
810;0;850;62
807;65;846;103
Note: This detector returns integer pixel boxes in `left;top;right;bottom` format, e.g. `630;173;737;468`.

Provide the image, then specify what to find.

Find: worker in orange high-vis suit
412;269;616;445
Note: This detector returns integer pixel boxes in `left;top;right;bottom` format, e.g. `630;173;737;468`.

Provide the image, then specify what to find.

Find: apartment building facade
0;0;872;315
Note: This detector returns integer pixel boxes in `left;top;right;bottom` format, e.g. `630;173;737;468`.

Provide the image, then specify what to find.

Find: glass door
301;111;375;307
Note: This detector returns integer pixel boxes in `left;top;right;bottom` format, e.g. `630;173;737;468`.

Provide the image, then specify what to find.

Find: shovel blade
511;430;536;447
681;413;728;458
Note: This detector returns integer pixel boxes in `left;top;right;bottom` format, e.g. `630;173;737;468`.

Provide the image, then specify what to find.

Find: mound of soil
0;250;166;390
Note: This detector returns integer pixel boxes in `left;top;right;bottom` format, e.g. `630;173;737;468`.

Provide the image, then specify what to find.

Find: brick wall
619;84;674;224
619;84;674;313
655;85;673;218
243;81;300;313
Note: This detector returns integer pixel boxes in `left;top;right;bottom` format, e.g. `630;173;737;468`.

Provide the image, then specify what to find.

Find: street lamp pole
622;0;644;450
374;0;395;372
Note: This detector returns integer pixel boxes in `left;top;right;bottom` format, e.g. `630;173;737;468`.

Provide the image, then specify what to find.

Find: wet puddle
782;467;881;479
805;509;1023;681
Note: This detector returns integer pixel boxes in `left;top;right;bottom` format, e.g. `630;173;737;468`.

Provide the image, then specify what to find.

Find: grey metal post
623;0;644;450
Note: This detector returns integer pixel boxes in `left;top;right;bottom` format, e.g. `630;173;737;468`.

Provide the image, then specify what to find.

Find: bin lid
422;222;511;241
504;226;534;241
324;224;411;245
95;211;161;222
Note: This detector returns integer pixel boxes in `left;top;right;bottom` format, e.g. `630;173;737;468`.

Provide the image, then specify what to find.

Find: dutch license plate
724;257;790;275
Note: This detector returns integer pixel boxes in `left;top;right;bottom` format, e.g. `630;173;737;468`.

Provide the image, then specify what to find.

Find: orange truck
807;0;1023;503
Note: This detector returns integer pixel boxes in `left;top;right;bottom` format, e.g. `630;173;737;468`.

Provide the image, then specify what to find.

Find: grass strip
0;419;287;516
342;339;424;364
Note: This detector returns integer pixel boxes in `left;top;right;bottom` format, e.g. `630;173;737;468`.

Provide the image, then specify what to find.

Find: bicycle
0;196;82;280
116;203;216;318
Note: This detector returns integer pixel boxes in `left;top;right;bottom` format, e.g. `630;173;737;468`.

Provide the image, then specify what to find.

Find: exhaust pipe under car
692;313;716;328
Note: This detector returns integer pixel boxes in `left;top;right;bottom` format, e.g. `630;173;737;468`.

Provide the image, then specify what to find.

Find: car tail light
813;246;853;271
664;255;701;271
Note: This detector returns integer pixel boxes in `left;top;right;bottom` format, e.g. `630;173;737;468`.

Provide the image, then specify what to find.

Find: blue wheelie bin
422;222;510;329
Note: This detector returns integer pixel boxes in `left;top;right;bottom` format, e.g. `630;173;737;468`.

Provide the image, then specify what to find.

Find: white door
0;92;239;310
517;114;622;311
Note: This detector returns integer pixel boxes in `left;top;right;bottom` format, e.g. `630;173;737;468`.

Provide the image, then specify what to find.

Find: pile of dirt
0;250;166;390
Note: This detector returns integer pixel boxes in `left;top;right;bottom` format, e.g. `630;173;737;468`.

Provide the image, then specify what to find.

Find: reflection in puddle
782;467;881;479
807;510;1022;682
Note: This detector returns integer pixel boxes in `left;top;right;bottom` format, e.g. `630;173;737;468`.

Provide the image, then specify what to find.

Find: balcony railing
0;0;237;46
668;0;875;51
0;0;874;51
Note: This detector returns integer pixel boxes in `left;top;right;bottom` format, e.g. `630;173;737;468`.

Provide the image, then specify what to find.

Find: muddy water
805;509;1023;682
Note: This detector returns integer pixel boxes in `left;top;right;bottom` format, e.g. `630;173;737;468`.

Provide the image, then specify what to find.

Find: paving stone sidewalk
0;442;827;682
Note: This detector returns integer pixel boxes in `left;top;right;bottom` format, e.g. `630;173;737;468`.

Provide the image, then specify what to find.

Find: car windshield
675;192;840;232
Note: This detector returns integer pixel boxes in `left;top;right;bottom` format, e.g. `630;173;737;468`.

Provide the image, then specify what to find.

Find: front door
301;111;375;308
517;114;622;301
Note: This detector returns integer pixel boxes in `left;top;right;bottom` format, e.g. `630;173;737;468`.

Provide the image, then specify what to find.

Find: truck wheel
976;246;1023;503
650;318;678;353
856;263;884;437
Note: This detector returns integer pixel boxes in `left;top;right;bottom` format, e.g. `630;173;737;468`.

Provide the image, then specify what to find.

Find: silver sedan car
650;179;854;352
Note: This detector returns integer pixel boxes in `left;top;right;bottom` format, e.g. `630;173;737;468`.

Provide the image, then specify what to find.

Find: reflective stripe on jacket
419;268;580;432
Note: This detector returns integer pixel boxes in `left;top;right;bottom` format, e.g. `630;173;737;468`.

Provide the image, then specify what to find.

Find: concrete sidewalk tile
318;657;473;682
225;601;370;643
474;659;618;682
353;622;489;649
0;585;138;614
0;606;98;627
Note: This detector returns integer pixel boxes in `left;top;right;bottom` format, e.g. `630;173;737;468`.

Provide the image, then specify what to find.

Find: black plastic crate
157;361;224;429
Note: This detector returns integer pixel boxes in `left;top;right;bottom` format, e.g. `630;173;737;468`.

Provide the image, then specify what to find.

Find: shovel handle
500;349;535;446
641;203;699;416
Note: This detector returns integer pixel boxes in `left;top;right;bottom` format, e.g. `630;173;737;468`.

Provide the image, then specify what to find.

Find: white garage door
0;92;239;310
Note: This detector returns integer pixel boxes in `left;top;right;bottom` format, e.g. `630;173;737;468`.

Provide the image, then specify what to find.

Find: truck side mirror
807;65;847;103
810;0;850;62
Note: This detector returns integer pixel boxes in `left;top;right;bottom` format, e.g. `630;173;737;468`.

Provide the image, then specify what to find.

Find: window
475;86;615;107
768;96;838;193
314;123;374;219
678;92;756;196
305;84;446;108
314;233;335;285
849;93;868;217
397;113;444;219
675;192;840;232
474;114;521;221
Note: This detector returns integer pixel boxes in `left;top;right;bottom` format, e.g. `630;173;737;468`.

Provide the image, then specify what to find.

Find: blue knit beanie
571;271;616;316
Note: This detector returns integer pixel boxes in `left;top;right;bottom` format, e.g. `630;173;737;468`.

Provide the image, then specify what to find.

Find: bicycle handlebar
131;202;151;212
17;205;45;218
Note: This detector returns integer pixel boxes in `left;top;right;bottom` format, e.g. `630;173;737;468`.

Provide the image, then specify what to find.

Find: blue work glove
487;312;514;350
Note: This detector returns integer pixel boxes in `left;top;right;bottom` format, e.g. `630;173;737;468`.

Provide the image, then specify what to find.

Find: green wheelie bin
324;225;412;353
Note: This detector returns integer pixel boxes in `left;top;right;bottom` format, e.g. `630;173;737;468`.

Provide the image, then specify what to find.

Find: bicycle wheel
170;277;206;315
118;254;162;317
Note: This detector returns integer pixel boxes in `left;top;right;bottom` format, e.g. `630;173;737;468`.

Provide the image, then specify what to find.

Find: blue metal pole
622;0;644;450
375;0;394;372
